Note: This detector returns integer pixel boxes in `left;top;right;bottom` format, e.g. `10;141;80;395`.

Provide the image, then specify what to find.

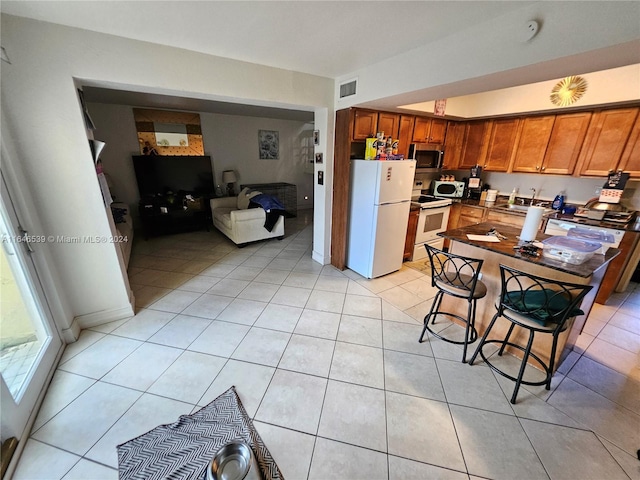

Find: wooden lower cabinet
457;205;486;227
404;207;420;260
485;210;527;229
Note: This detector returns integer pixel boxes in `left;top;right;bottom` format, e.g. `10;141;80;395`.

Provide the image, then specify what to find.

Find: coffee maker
465;165;483;199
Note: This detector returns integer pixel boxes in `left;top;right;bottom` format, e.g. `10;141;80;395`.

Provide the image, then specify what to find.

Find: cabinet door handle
541;166;546;171
535;165;540;170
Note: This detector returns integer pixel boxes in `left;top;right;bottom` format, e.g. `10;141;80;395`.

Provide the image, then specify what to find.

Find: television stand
138;194;212;238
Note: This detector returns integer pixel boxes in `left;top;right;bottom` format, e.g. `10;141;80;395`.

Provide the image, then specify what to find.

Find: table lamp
222;170;237;196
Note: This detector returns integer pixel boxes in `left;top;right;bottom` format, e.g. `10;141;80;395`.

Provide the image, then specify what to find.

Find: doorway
0;169;63;471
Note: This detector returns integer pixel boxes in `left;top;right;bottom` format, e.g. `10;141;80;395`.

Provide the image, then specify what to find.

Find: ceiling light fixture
550;76;588;106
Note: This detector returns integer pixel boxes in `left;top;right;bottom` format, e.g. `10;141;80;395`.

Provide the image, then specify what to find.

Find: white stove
409;189;452;261
411;194;453;209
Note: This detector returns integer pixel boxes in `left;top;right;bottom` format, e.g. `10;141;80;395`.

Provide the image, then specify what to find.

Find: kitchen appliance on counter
433;180;465;198
346;159;416;278
573;198;636;224
465;165;484;200
410;191;452;261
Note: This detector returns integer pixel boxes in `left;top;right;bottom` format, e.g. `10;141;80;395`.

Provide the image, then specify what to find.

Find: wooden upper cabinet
443;121;465;170
398;115;415;159
412;117;447;143
511;116;555;173
412;117;431;143
377;112;400;139
618;113;640;177
429;118;447;143
578;107;638;176
541;112;592;175
459;120;490;170
352;109;378;141
483;118;519;171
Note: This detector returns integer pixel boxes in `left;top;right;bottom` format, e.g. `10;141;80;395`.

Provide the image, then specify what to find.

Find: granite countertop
451;196;640;233
439;222;621;278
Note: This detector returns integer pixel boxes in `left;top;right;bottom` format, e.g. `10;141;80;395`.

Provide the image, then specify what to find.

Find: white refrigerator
346;159;416;279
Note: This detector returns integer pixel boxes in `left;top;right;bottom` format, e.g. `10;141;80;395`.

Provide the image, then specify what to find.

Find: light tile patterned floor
13;211;640;479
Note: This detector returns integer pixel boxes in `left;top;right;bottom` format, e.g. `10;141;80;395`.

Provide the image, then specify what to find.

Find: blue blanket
249;194;285;232
249;193;285;212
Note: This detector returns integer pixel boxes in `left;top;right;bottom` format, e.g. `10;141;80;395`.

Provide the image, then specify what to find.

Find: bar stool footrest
423;312;478;346
476;340;551;387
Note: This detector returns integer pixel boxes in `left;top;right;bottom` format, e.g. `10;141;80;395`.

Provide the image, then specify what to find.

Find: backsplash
414;170;639;210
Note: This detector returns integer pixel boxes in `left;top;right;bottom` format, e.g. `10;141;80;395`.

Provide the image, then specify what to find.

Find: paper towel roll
519;206;545;242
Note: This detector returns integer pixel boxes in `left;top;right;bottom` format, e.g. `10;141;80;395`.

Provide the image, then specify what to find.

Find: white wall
87;103;315;217
401;64;640;118
200;113;314;207
0;14;334;332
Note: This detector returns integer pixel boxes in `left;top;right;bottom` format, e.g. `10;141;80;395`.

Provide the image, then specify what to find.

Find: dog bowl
207;441;261;480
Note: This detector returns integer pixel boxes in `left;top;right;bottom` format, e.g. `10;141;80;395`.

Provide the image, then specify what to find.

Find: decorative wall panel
133;108;204;156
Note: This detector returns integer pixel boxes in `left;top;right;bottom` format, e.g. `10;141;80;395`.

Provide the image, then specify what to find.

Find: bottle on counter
552;192;565;210
508;188;518;205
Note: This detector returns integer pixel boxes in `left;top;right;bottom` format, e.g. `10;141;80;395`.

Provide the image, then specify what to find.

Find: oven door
412;205;451;261
415;206;450;244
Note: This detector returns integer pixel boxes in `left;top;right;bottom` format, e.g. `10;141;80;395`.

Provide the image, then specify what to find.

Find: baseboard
61;318;81;343
312;250;326;265
74;303;135;330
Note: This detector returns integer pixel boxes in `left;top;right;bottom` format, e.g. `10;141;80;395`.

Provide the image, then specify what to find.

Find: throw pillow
236;188;262;210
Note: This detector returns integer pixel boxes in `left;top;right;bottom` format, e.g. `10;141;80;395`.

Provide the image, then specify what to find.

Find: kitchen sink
493;204;553;214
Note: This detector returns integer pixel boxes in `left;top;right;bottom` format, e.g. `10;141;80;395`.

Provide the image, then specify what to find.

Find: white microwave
433;181;465;198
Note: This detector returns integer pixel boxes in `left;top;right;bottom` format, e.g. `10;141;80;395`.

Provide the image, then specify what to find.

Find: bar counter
438;222;620;371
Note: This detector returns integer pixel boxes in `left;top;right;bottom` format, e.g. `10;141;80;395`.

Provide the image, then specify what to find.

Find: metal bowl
208;442;261;480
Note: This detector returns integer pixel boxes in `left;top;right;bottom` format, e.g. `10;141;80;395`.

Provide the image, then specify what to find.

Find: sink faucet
530;188;536;206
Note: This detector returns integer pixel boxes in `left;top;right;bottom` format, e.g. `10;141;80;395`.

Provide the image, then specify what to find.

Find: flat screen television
132;155;215;197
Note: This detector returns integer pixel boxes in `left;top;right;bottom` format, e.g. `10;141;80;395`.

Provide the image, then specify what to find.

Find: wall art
258;130;279;159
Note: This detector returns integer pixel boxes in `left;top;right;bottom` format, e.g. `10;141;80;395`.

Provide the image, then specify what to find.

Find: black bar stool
468;264;592;403
418;245;487;363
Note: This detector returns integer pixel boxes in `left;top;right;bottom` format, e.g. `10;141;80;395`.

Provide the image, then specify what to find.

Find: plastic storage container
567;227;614;255
541;236;602;265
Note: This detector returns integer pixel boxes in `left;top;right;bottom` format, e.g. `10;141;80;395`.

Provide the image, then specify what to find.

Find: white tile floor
13;211;640;479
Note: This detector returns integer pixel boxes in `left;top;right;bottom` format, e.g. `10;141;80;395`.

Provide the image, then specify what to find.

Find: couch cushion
237;188;262;210
213;207;234;230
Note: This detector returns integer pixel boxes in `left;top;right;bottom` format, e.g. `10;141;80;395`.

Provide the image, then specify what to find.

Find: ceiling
3;1;637;121
0;1;536;120
1;1;532;78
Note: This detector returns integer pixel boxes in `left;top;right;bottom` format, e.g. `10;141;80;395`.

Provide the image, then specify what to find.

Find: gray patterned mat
117;386;283;480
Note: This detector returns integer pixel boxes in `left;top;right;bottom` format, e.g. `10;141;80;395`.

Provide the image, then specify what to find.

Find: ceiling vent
339;79;357;99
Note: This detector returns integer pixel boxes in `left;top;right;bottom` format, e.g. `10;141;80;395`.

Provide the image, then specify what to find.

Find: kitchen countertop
448;196;640;233
439;222;620;278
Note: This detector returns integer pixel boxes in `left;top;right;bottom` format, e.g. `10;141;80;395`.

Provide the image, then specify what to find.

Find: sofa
210;189;284;246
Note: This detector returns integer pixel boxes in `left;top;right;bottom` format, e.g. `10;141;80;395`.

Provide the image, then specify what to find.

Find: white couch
210;194;284;246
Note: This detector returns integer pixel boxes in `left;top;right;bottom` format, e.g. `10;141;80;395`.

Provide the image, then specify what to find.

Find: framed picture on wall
258;130;279;159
